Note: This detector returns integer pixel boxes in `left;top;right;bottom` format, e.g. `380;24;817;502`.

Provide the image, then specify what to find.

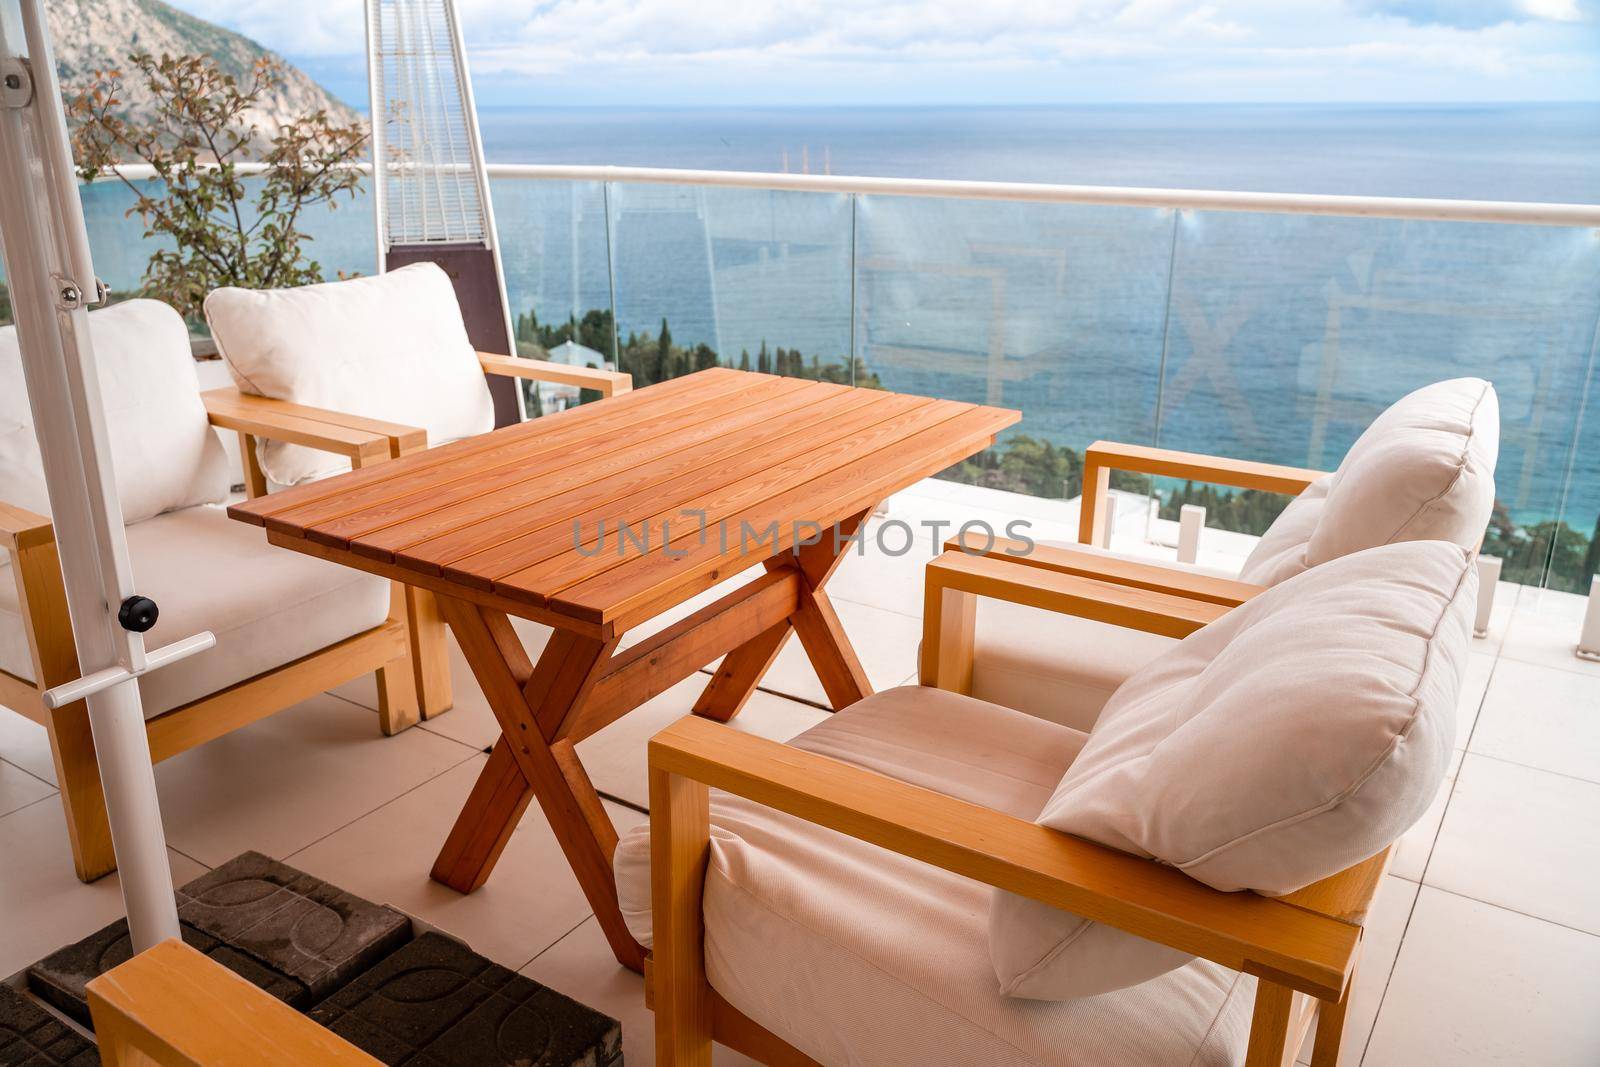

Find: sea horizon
472;101;1600;204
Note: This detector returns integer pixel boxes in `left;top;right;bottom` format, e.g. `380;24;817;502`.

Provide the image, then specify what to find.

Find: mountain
46;0;361;152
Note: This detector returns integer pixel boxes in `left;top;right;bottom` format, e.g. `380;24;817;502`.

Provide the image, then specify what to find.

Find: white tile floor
2;479;1598;1065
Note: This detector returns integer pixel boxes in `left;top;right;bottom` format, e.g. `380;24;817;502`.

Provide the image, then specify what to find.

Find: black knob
118;595;159;633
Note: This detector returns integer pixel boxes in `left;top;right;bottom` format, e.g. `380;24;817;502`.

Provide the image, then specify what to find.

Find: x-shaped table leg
428;596;645;971
427;505;876;973
695;507;874;720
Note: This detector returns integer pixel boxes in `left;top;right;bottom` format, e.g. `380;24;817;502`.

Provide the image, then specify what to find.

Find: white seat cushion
0;300;229;527
970;540;1234;730
612;688;1257;1066
1240;378;1498;586
992;540;1475;1000
0;506;390;717
205;263;494;487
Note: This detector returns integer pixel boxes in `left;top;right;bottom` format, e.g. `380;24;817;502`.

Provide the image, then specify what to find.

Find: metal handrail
90;161;1600;227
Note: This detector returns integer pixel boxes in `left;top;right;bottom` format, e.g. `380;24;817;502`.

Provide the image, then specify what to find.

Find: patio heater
0;0;213;950
364;0;522;425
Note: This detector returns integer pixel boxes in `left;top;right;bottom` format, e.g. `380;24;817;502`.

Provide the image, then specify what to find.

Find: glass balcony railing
28;169;1600;592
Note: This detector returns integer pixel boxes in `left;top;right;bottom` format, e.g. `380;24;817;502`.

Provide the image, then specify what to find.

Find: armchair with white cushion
926;377;1498;729
1;300;422;882
631;539;1476;1066
201;262;632;718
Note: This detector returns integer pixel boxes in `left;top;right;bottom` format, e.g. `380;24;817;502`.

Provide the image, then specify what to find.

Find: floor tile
1453;651;1494;748
520;916;759;1067
1469;658;1600;782
1296;875;1419;1066
827;529;929;619
154;691;478;867
0;797;206;980
1363;887;1600;1066
287;756;642;970
0;758;53;818
1499;586;1600;678
1425;754;1600;935
1389;749;1463;882
577;677;827;809
0;709;58;786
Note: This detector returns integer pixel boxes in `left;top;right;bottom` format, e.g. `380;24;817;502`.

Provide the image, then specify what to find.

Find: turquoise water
73;104;1600;555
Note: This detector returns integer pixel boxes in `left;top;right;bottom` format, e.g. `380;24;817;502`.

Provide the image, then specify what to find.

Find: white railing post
1475;555;1502;639
1177;504;1205;565
1577;575;1600;661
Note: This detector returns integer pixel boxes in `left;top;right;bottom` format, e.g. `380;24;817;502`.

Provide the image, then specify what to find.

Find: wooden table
229;368;1018;971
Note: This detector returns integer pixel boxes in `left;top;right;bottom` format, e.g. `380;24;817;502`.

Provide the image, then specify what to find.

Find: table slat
443;390;932;595
498;397;967;610
553;404;1016;626
228;369;739;531
312;376;828;552
403;386;890;578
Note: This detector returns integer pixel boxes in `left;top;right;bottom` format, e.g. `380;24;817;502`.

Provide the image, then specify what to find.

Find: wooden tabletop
230;368;1019;636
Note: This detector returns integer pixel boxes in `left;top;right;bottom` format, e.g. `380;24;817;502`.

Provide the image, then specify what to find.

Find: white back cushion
205;262;494;486
0;300;228;527
990;540;1475;999
1240;378;1498;586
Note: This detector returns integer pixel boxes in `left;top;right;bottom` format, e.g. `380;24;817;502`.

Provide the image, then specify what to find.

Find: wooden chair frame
88;939;380;1066
647;714;1382;1067
0;395;429;883
1077;439;1326;552
920;437;1328;692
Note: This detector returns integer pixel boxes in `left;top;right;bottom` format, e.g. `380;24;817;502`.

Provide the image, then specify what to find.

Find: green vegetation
511;306;879;414
66;51;366;321
0;280;10;327
1157;481;1294;535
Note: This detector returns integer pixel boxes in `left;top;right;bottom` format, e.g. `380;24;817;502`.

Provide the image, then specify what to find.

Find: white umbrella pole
0;0;213;951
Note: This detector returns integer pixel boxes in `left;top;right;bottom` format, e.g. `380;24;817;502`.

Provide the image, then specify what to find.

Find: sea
75;104;1600;528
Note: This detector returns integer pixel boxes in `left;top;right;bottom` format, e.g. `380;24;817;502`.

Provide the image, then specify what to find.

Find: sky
168;0;1599;108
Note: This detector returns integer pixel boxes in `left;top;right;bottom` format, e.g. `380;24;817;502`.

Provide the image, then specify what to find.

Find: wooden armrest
946;532;1265;608
202;388;419;466
650;715;1364;1001
1079;439;1325;547
0;500;53;554
478;352;633;397
87;939;380;1065
920;549;1229;693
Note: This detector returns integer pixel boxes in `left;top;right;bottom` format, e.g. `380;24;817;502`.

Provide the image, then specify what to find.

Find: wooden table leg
429;595;646;972
788;507;873;709
693;619;792;723
692;506;876;718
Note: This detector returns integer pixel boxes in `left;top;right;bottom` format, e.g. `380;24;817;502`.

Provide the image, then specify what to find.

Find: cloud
1346;0;1589;27
158;0;1600;104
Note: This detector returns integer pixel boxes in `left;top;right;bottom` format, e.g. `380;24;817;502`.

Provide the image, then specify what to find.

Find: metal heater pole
0;0;213;951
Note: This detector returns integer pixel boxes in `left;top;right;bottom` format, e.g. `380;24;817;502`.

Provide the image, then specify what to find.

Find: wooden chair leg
46;700;116;882
1310;960;1356;1067
650;765;713;1067
375;653;420;736
1245;979;1297;1067
377;582;422;735
405;587;453;720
